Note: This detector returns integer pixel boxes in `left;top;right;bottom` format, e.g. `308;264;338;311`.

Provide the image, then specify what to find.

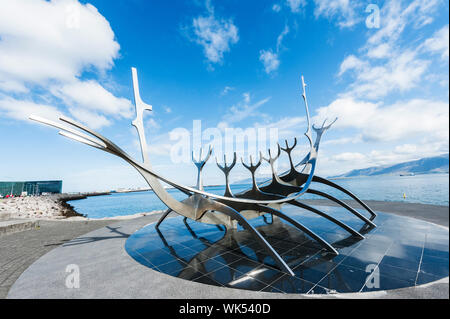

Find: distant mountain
331;153;449;178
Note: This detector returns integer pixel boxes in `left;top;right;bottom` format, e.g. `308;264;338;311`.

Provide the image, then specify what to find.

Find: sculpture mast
131;67;153;165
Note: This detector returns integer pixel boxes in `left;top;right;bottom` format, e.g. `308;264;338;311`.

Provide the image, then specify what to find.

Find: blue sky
0;0;448;192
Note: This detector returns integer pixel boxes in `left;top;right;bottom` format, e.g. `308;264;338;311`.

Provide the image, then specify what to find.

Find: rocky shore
0;193;163;221
0;194;86;220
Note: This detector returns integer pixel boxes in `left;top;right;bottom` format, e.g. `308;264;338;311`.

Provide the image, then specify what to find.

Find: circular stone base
125;205;449;294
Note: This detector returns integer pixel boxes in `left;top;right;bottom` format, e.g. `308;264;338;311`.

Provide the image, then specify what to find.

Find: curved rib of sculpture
29;67;377;276
279;134;377;220
301;174;377;220
215;153;364;242
256;142;376;228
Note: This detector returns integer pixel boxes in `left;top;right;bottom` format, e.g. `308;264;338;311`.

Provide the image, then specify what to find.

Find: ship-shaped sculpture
30;68;377;276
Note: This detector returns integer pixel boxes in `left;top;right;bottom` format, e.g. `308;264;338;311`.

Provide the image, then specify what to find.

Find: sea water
67;174;449;219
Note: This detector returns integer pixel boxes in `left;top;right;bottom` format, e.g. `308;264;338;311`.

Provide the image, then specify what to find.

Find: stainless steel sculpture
30;68;377;276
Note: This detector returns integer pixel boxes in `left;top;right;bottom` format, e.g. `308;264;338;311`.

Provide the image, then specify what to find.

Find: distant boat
399;173;415;176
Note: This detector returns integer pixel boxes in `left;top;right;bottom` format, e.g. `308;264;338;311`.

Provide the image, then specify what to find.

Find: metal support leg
288;200;364;239
210;202;295;276
307;189;377;228
155;208;172;229
311;175;377;218
255;205;339;255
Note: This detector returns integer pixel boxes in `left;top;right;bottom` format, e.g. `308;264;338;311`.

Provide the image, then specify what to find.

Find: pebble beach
0;194;85;220
0;194;164;221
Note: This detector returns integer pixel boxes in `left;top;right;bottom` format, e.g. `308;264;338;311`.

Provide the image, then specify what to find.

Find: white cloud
272;4;282;12
367;142;448;166
286;0;306;13
335;1;446;101
313;0;361;28
394;144;418;154
331;152;366;162
0;0;131;129
314;98;449;143
191;4;239;65
243;92;250;104
259;25;289;74
322;135;362;146
335;1;447;101
314;98;378;130
254;116;306;139
0;0;119;90
68;107;110;129
276;25;289;51
132;130;172;157
0;79;28;93
146;118;161;131
338;55;367;76
259;50;280;74
53;80;133;118
0;96;62;122
218;94;271;129
163;106;172;113
367;0;440;47
422;25;449;60
341;50;429;99
148;143;172;157
366;43;391;59
221;86;234;96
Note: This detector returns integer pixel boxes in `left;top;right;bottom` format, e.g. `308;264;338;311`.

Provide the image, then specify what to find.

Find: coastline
2;191;449;222
0;194;83;220
65;210;164;221
0;193;167;222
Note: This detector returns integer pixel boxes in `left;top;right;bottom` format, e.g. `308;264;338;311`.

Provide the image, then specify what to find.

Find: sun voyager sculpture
30;68;377;276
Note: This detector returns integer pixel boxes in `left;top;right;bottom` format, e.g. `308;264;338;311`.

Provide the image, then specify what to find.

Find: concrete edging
0;220;37;237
